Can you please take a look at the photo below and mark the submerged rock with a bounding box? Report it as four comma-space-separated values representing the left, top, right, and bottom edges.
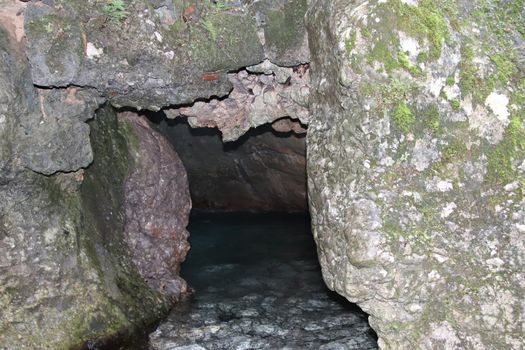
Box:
149, 213, 377, 350
306, 0, 525, 348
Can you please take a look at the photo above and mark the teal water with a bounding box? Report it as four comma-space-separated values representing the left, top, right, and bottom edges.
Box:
149, 212, 378, 349
182, 212, 320, 294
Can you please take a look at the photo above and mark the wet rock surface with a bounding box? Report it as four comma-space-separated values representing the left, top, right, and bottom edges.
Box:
149, 213, 377, 350
157, 119, 307, 213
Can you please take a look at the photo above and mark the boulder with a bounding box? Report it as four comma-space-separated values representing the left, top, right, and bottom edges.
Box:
120, 112, 192, 296
306, 0, 525, 348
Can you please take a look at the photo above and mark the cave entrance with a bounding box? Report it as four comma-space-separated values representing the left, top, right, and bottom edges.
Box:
142, 116, 378, 349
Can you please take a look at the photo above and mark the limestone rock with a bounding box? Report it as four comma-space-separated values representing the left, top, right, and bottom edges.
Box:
0, 18, 190, 343
0, 9, 98, 177
23, 0, 308, 111
165, 61, 310, 142
251, 0, 310, 66
0, 106, 172, 350
18, 87, 102, 175
306, 0, 525, 348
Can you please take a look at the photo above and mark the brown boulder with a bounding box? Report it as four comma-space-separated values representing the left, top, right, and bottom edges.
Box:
120, 112, 192, 298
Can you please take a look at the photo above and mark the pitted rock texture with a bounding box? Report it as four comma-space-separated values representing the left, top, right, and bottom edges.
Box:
165, 60, 310, 142
306, 0, 524, 349
158, 119, 307, 213
24, 0, 308, 111
20, 87, 102, 175
121, 112, 192, 297
2, 0, 310, 348
0, 14, 181, 345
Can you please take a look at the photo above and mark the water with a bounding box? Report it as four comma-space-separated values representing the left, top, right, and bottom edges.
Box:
149, 212, 378, 350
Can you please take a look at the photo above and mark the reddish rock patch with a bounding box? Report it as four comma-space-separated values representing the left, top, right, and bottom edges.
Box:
120, 112, 192, 300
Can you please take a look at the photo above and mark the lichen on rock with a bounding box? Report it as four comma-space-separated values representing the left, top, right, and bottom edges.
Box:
306, 0, 525, 348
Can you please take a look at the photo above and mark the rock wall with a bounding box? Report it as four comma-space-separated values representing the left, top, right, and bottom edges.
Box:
0, 100, 175, 349
0, 6, 191, 345
1, 0, 311, 348
5, 0, 524, 348
165, 61, 310, 142
158, 119, 307, 213
306, 0, 524, 348
23, 0, 309, 110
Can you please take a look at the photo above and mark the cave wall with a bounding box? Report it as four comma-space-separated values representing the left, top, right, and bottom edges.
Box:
158, 119, 307, 212
0, 4, 189, 346
0, 0, 311, 348
306, 0, 525, 348
0, 96, 173, 348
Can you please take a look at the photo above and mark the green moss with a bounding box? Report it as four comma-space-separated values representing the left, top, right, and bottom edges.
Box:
423, 105, 441, 134
392, 102, 416, 134
446, 76, 455, 86
486, 115, 525, 185
458, 45, 489, 104
398, 51, 422, 76
416, 51, 428, 63
441, 139, 468, 165
490, 53, 514, 86
201, 19, 218, 41
383, 217, 432, 247
361, 27, 372, 39
363, 0, 451, 77
345, 31, 357, 54
170, 20, 186, 34
103, 0, 128, 23
368, 41, 399, 71
459, 43, 518, 106
389, 0, 449, 60
450, 99, 461, 110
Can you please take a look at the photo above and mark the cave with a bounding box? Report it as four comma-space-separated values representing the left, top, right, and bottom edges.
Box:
125, 113, 380, 349
2, 1, 524, 349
